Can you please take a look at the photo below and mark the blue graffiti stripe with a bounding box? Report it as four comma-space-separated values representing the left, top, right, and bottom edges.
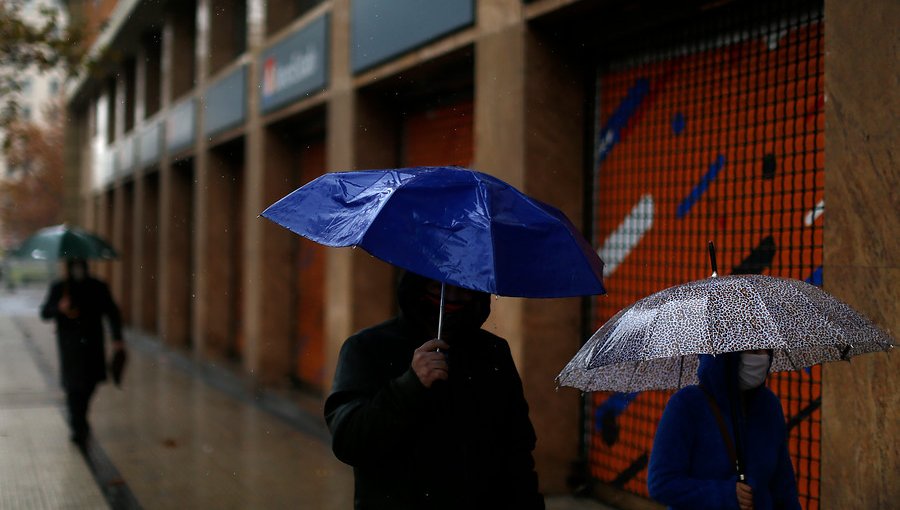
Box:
594, 392, 639, 432
676, 154, 726, 219
672, 112, 686, 135
596, 78, 651, 163
805, 266, 823, 287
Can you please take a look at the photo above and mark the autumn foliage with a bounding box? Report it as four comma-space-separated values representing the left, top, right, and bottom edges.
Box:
0, 102, 64, 245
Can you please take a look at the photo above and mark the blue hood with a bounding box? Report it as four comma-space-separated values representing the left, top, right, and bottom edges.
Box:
697, 352, 741, 409
648, 352, 801, 510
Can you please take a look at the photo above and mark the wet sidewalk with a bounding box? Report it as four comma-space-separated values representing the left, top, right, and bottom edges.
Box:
0, 294, 107, 509
1, 286, 612, 509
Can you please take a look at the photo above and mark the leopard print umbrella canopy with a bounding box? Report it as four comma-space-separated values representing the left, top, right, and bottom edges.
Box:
557, 274, 895, 392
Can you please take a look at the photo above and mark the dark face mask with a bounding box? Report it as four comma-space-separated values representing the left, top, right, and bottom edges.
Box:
67, 259, 88, 283
397, 273, 490, 340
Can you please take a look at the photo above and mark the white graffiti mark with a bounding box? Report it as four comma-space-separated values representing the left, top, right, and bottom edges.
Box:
598, 194, 655, 278
804, 200, 825, 226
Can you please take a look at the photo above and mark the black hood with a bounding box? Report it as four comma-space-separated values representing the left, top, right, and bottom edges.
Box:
396, 271, 491, 341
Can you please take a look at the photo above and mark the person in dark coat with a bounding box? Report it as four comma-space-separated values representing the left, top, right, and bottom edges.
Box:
324, 272, 545, 510
647, 350, 801, 510
40, 258, 124, 446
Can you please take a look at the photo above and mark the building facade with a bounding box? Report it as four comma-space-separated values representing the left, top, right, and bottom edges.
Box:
64, 0, 898, 507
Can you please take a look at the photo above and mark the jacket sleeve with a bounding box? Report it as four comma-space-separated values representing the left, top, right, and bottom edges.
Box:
40, 282, 62, 321
496, 340, 545, 509
648, 390, 740, 510
324, 336, 429, 467
769, 399, 801, 510
100, 282, 123, 341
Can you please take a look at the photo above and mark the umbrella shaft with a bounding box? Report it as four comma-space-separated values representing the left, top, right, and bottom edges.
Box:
437, 282, 445, 341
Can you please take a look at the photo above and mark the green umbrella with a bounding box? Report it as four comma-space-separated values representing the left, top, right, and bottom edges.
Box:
13, 225, 118, 260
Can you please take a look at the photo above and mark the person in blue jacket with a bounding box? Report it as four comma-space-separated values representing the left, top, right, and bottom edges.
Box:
647, 350, 801, 510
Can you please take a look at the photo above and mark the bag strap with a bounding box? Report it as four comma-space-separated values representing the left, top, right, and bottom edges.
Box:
699, 384, 742, 479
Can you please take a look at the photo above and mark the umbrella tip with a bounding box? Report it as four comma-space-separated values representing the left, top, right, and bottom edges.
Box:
707, 241, 719, 278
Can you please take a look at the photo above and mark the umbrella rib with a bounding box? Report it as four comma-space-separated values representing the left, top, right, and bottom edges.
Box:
782, 346, 802, 372
767, 277, 851, 353
745, 278, 789, 350
481, 177, 499, 295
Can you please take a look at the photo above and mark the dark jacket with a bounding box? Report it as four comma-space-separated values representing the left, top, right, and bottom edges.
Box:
324, 296, 544, 509
647, 353, 801, 510
40, 277, 122, 390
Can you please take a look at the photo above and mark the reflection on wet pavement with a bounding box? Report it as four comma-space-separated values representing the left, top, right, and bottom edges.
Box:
3, 286, 614, 510
9, 286, 353, 509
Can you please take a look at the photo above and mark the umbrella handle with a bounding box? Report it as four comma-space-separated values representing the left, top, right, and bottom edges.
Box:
436, 282, 445, 343
708, 241, 719, 278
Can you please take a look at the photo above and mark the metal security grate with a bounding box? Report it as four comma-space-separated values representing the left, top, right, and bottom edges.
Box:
589, 3, 823, 508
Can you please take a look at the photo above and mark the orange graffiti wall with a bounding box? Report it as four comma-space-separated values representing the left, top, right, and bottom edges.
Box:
590, 15, 823, 509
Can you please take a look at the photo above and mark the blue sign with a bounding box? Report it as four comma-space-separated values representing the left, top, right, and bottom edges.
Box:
139, 121, 162, 167
205, 65, 247, 137
351, 0, 474, 73
260, 14, 329, 114
167, 98, 196, 153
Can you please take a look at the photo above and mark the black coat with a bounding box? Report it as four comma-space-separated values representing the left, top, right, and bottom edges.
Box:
324, 317, 545, 510
41, 277, 122, 391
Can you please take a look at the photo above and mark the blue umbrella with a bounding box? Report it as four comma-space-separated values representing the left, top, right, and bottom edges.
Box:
261, 166, 605, 336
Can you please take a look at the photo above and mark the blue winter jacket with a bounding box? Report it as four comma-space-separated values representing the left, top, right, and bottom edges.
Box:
647, 353, 801, 510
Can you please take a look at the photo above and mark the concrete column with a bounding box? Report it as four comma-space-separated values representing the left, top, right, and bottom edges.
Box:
322, 0, 396, 389
131, 169, 146, 328
474, 2, 588, 493
158, 6, 191, 349
821, 0, 900, 507
192, 0, 212, 358
156, 9, 175, 346
473, 3, 526, 365
520, 31, 588, 495
240, 0, 283, 385
129, 50, 148, 330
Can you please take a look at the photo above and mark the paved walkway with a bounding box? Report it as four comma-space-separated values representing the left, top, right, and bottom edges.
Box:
0, 294, 107, 509
1, 286, 612, 509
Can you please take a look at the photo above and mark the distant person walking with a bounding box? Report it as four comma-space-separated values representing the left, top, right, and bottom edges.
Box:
40, 258, 124, 447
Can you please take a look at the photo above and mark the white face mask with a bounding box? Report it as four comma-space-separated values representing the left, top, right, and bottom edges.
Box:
738, 353, 770, 390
